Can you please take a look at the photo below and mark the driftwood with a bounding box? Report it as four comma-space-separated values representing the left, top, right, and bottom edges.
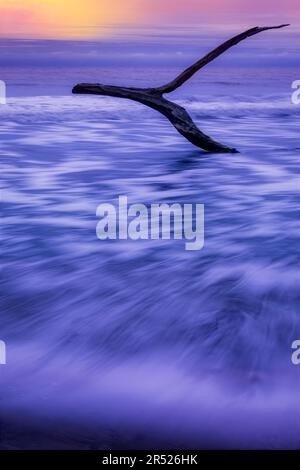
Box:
73, 25, 289, 153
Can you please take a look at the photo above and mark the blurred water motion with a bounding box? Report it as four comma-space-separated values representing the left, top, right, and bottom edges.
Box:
0, 66, 300, 449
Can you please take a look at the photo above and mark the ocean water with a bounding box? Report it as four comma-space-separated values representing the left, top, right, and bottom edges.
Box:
1, 64, 300, 449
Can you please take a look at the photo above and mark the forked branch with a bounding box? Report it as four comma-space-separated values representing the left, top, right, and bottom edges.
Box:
73, 25, 289, 153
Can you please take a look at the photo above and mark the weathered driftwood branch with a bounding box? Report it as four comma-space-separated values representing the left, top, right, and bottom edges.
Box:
73, 25, 289, 153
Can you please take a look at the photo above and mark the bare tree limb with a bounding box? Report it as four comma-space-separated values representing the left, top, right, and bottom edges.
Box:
72, 25, 289, 153
158, 24, 290, 94
73, 83, 237, 152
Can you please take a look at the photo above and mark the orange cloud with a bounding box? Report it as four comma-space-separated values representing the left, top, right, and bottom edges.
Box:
0, 0, 298, 39
0, 0, 141, 38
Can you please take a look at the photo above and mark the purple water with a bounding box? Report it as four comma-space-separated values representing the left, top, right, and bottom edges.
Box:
1, 33, 300, 449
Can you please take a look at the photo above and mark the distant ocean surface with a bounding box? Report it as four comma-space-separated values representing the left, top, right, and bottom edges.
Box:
1, 63, 300, 449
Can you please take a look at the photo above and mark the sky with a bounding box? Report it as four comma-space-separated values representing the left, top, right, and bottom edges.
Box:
0, 0, 299, 39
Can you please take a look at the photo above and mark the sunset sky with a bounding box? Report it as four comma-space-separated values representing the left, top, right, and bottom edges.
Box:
0, 0, 298, 39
